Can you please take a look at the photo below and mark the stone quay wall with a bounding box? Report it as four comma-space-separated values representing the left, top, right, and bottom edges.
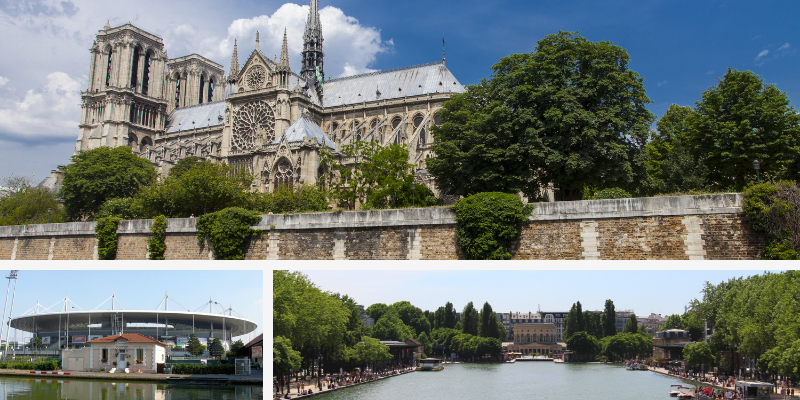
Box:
0, 193, 765, 260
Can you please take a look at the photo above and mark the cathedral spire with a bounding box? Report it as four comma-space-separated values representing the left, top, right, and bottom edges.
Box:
255, 31, 260, 51
229, 38, 239, 80
302, 0, 324, 96
280, 28, 290, 67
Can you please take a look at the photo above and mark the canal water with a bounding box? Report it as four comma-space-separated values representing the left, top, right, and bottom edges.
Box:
0, 376, 263, 399
313, 362, 694, 400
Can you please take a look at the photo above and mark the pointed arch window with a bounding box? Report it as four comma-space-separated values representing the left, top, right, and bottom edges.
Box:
174, 74, 181, 109
199, 75, 205, 104
274, 158, 294, 190
130, 46, 140, 90
106, 48, 114, 87
208, 78, 214, 103
142, 51, 152, 95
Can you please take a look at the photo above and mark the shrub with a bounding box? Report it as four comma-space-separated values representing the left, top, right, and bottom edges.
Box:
591, 187, 632, 200
195, 207, 262, 260
148, 215, 167, 260
250, 185, 329, 214
171, 363, 235, 375
95, 216, 122, 260
452, 192, 534, 260
743, 181, 799, 257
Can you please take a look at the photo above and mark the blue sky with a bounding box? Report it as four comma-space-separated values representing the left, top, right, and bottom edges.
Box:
1, 0, 798, 181
295, 268, 782, 317
0, 269, 263, 343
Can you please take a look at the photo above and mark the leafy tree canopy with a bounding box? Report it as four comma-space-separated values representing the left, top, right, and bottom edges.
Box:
429, 31, 654, 200
59, 146, 156, 220
688, 69, 800, 190
0, 175, 67, 226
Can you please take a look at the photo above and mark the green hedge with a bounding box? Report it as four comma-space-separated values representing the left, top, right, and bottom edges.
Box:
95, 216, 122, 260
452, 192, 534, 260
147, 215, 167, 260
171, 363, 235, 375
0, 360, 59, 370
743, 181, 799, 260
591, 187, 632, 200
196, 207, 263, 260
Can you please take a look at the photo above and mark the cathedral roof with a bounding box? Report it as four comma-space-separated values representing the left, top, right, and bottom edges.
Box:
274, 112, 335, 149
322, 61, 465, 108
165, 101, 226, 133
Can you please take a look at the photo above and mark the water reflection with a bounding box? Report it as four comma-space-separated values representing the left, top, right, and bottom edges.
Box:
0, 377, 263, 400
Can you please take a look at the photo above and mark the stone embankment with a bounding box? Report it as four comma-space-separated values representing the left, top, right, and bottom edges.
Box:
0, 369, 262, 385
1, 193, 765, 260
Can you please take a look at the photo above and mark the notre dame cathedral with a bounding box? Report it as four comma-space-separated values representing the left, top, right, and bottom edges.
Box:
67, 0, 464, 194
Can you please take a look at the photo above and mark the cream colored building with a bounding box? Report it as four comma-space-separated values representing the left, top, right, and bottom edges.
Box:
56, 0, 465, 195
62, 333, 167, 373
505, 323, 564, 355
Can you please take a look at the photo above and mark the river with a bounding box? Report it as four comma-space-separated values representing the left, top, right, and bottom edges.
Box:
312, 362, 694, 400
0, 376, 263, 399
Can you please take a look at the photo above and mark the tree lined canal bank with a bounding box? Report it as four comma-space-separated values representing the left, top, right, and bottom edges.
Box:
301, 362, 764, 400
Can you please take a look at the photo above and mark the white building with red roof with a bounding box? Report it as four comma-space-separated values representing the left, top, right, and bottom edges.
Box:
63, 332, 167, 373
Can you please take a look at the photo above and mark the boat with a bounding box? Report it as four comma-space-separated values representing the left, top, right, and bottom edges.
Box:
416, 358, 444, 371
671, 385, 690, 396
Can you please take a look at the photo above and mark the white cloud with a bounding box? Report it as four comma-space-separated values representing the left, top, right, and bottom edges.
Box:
778, 43, 790, 51
0, 72, 82, 143
196, 3, 392, 78
0, 76, 8, 86
755, 49, 769, 60
657, 80, 667, 87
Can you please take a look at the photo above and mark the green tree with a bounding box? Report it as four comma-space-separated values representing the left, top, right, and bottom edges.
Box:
137, 162, 253, 218
566, 331, 600, 362
429, 31, 653, 200
602, 300, 617, 337
365, 303, 389, 322
59, 146, 157, 220
584, 311, 604, 339
564, 302, 579, 340
444, 302, 457, 329
209, 337, 224, 359
372, 309, 415, 341
478, 302, 498, 339
689, 69, 800, 190
390, 301, 430, 337
250, 185, 329, 214
684, 341, 717, 374
345, 336, 392, 371
186, 334, 204, 356
168, 156, 205, 179
228, 339, 247, 358
661, 314, 683, 331
273, 336, 302, 393
645, 105, 709, 194
0, 175, 67, 226
461, 302, 479, 336
623, 313, 639, 334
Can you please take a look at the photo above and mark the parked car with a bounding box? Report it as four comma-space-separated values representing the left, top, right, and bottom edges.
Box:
251, 361, 260, 370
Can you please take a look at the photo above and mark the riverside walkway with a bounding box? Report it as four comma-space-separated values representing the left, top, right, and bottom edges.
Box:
273, 367, 415, 399
649, 366, 797, 399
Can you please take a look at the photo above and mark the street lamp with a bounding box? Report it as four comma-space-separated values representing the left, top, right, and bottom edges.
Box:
411, 181, 416, 208
752, 159, 761, 183
47, 207, 51, 224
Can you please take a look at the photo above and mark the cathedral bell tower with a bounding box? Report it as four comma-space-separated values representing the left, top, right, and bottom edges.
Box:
301, 0, 324, 97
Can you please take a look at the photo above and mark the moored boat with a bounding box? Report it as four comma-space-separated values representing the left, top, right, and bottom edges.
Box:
416, 358, 444, 371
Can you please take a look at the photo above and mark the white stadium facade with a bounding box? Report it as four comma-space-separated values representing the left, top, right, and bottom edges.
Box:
7, 293, 258, 351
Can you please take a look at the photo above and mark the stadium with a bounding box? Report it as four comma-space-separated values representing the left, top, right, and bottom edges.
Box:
7, 292, 258, 351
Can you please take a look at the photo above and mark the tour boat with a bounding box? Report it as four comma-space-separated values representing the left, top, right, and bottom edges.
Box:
670, 385, 689, 396
416, 358, 444, 371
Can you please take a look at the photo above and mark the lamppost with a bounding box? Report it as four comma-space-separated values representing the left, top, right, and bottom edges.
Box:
47, 208, 51, 224
753, 159, 761, 183
411, 181, 416, 208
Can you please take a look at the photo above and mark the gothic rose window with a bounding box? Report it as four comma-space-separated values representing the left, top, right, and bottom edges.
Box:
274, 158, 294, 190
246, 65, 266, 90
232, 100, 275, 153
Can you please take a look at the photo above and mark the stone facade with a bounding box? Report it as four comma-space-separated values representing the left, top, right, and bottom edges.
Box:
48, 1, 465, 197
0, 194, 768, 261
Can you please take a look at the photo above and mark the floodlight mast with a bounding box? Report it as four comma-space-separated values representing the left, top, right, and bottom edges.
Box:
0, 271, 18, 357
3, 271, 18, 359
